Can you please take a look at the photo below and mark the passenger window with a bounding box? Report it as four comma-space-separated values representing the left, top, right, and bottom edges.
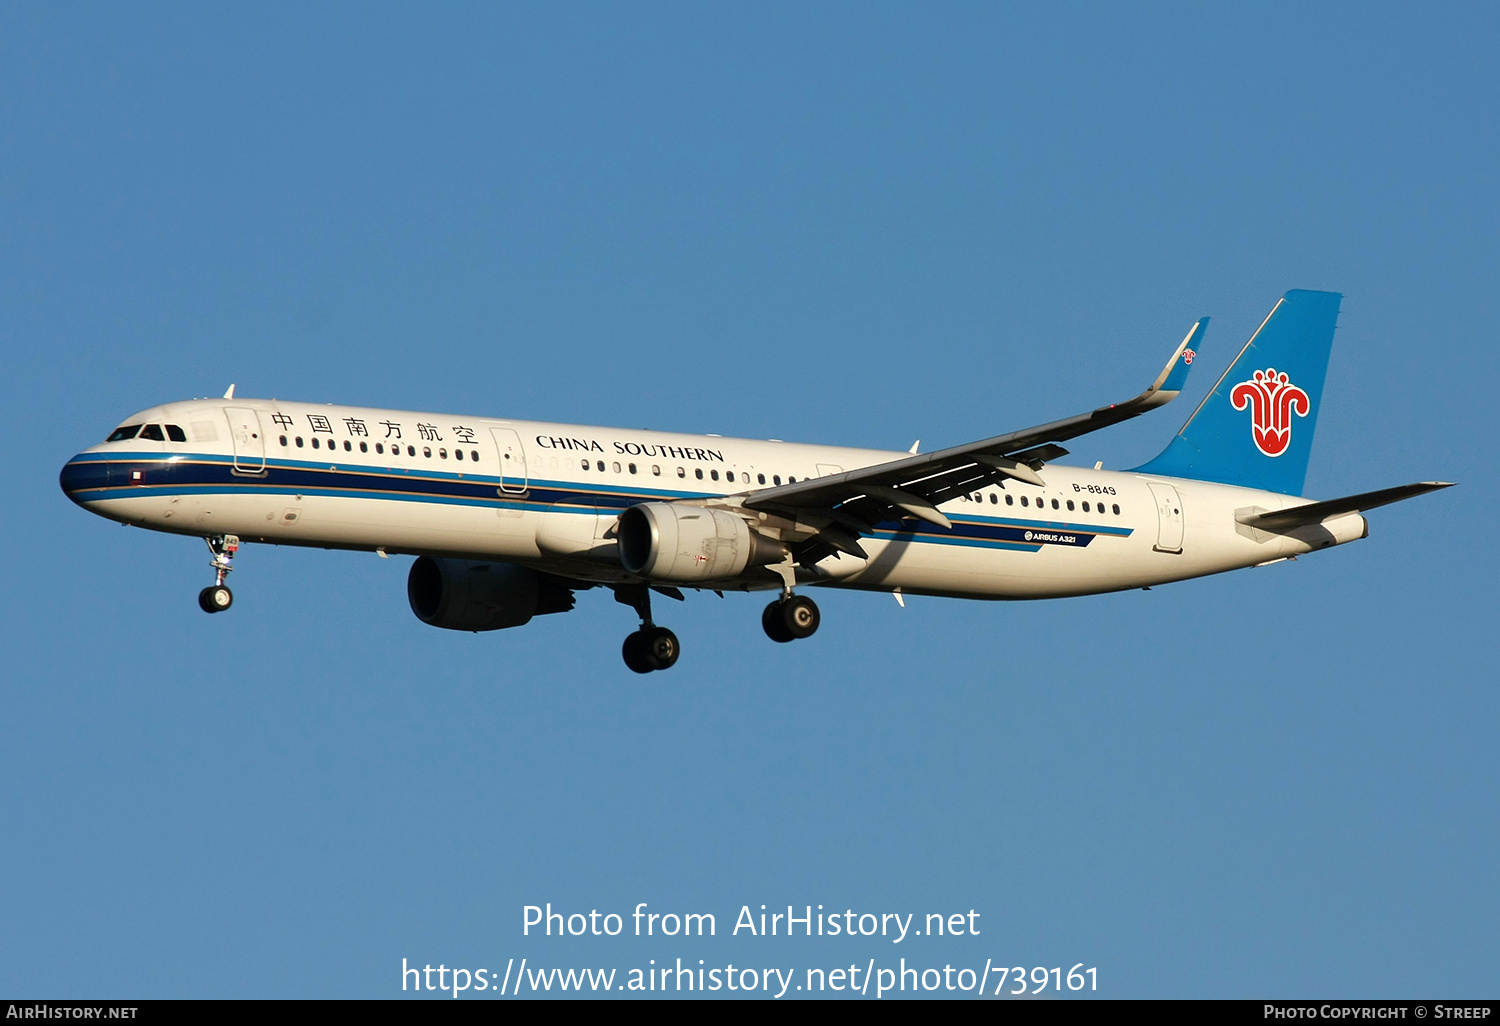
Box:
677, 467, 686, 478
345, 440, 353, 452
990, 493, 998, 504
726, 471, 735, 483
1082, 501, 1090, 512
612, 462, 621, 473
710, 469, 719, 481
652, 465, 661, 476
166, 424, 187, 442
470, 450, 479, 461
311, 438, 320, 449
139, 424, 165, 441
1020, 495, 1028, 507
296, 437, 304, 447
1051, 498, 1059, 510
788, 476, 796, 483
596, 460, 605, 472
106, 425, 142, 442
773, 475, 781, 485
1112, 504, 1121, 515
695, 468, 704, 480
1066, 500, 1075, 511
628, 463, 637, 474
360, 442, 369, 453
423, 446, 432, 458
581, 459, 590, 471
279, 435, 288, 446
408, 445, 417, 456
758, 473, 766, 485
1006, 494, 1014, 505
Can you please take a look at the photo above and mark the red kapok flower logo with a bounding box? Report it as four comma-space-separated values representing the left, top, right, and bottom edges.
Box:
1230, 367, 1310, 458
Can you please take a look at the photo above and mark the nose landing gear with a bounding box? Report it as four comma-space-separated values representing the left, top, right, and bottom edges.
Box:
198, 535, 239, 614
615, 584, 680, 673
762, 592, 820, 643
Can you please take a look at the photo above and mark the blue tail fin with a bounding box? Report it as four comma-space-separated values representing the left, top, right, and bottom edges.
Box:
1131, 290, 1342, 495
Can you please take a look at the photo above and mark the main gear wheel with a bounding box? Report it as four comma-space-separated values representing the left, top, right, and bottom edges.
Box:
762, 594, 819, 642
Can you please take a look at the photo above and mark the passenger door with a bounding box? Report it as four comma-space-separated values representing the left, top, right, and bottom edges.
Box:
490, 427, 529, 494
1147, 481, 1184, 553
225, 408, 266, 474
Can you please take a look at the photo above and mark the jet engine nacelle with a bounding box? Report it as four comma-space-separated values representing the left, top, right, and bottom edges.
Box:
407, 557, 574, 632
618, 502, 786, 583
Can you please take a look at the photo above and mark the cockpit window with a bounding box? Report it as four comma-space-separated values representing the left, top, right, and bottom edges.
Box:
165, 424, 187, 442
106, 425, 142, 442
138, 424, 166, 441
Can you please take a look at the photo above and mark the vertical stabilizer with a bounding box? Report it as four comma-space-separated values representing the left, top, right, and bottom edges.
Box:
1131, 290, 1341, 495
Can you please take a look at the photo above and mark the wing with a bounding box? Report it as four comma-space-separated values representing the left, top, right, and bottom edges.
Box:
739, 318, 1209, 563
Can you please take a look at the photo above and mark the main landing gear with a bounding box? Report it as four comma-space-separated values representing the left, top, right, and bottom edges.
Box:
615, 584, 680, 674
198, 534, 239, 614
762, 592, 820, 643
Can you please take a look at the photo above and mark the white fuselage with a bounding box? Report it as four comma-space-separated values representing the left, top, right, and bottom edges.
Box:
62, 398, 1367, 599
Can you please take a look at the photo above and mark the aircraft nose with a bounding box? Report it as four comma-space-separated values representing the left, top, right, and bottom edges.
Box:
59, 454, 110, 506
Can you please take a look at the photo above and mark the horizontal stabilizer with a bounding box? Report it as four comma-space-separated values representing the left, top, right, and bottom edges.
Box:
1236, 481, 1454, 531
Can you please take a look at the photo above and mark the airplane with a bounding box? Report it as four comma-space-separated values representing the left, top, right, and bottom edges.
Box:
59, 290, 1450, 673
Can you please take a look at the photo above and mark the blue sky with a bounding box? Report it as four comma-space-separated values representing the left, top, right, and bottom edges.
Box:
2, 2, 1495, 998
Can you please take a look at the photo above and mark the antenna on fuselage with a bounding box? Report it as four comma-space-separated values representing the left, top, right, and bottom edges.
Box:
222, 384, 236, 399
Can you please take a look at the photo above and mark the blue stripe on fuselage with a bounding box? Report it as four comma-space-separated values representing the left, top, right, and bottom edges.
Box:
61, 451, 1134, 550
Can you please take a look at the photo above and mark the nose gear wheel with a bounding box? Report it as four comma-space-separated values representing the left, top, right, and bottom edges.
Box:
199, 535, 240, 614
